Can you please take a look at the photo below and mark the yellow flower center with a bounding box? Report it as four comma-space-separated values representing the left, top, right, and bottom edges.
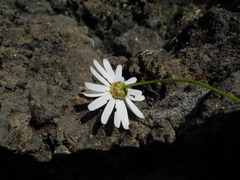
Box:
110, 82, 128, 100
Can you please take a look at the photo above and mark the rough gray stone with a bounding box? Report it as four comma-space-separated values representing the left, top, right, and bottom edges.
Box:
0, 116, 13, 147
113, 26, 163, 57
0, 0, 239, 179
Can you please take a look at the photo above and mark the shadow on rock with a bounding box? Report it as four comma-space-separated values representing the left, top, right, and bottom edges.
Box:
1, 104, 240, 180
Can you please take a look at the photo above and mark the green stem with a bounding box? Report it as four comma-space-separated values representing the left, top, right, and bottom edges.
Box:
122, 79, 240, 103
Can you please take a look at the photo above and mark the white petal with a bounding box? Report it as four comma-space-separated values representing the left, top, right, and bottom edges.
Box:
124, 77, 137, 85
125, 97, 144, 118
114, 111, 120, 128
90, 66, 110, 86
88, 93, 111, 111
84, 90, 105, 97
128, 95, 145, 101
85, 82, 108, 92
101, 98, 115, 124
93, 60, 114, 83
103, 59, 117, 82
128, 88, 143, 95
114, 100, 121, 128
120, 100, 129, 129
115, 65, 122, 81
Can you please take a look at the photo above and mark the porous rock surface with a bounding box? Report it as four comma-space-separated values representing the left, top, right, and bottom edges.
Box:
0, 0, 239, 179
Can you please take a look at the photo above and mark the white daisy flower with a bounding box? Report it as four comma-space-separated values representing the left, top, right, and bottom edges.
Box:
84, 59, 145, 129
